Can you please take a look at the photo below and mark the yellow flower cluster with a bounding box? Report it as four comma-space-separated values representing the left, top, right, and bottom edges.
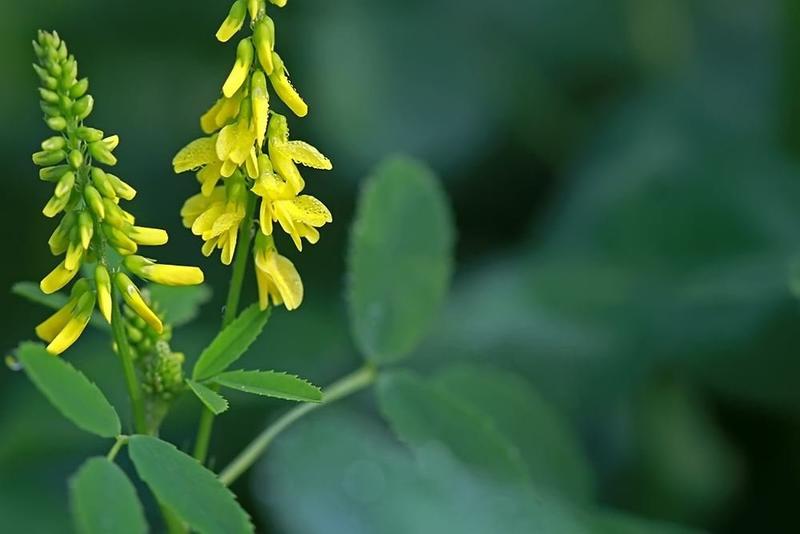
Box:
174, 0, 332, 311
31, 31, 204, 355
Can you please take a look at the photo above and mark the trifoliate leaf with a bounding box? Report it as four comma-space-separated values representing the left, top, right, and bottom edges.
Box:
187, 379, 229, 415
70, 457, 147, 534
17, 342, 120, 438
128, 436, 253, 534
213, 370, 322, 402
12, 281, 68, 310
192, 304, 271, 381
348, 156, 454, 365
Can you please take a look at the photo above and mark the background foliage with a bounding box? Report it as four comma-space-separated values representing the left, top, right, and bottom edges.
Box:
1, 0, 800, 532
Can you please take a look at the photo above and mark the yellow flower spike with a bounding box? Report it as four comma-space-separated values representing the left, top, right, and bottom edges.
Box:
172, 136, 219, 174
46, 290, 96, 355
114, 272, 163, 333
216, 0, 247, 43
268, 51, 308, 117
35, 279, 89, 342
95, 264, 112, 323
40, 260, 79, 294
222, 38, 254, 98
253, 17, 276, 74
253, 233, 303, 310
128, 226, 169, 246
84, 184, 105, 220
124, 255, 205, 286
251, 70, 269, 147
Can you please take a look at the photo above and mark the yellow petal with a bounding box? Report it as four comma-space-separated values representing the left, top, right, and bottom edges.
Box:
173, 137, 219, 173
268, 51, 307, 117
222, 38, 254, 98
40, 261, 79, 295
129, 226, 169, 246
115, 273, 163, 333
284, 195, 333, 226
281, 140, 332, 170
46, 292, 95, 355
35, 299, 77, 342
95, 264, 112, 324
216, 0, 247, 43
266, 248, 303, 310
251, 70, 269, 147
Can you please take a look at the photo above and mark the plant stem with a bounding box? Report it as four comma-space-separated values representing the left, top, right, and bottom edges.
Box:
218, 364, 377, 486
106, 435, 128, 461
111, 294, 147, 435
193, 194, 258, 463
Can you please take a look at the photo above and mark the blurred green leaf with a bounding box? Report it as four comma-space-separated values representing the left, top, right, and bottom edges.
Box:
12, 281, 68, 309
147, 284, 212, 327
17, 342, 120, 438
128, 435, 252, 534
187, 379, 229, 415
192, 304, 270, 381
433, 364, 593, 502
377, 370, 528, 484
70, 456, 147, 534
590, 510, 704, 534
348, 156, 454, 365
258, 408, 591, 534
213, 370, 322, 402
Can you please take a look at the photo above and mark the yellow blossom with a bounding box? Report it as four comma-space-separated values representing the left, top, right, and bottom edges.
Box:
253, 233, 303, 310
181, 178, 247, 264
114, 272, 163, 333
124, 255, 205, 286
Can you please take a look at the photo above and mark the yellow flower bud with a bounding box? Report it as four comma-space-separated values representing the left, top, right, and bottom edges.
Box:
253, 233, 303, 310
128, 226, 169, 246
32, 149, 66, 166
269, 0, 287, 7
114, 272, 163, 333
251, 70, 269, 147
95, 264, 112, 323
42, 193, 70, 218
248, 0, 263, 19
40, 260, 79, 294
41, 136, 66, 151
268, 51, 307, 117
124, 255, 205, 286
103, 224, 138, 256
88, 140, 117, 166
78, 211, 94, 249
216, 0, 247, 43
222, 38, 254, 98
54, 170, 75, 197
253, 17, 275, 74
105, 173, 136, 200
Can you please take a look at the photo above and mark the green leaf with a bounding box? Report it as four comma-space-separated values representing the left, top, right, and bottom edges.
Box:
213, 370, 322, 402
348, 156, 455, 365
128, 435, 253, 534
12, 281, 69, 310
17, 342, 120, 438
147, 284, 212, 327
187, 379, 229, 414
377, 370, 529, 484
433, 364, 594, 502
192, 304, 271, 381
70, 457, 147, 534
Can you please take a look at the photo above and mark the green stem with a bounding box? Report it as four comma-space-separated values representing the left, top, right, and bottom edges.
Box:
106, 435, 128, 461
111, 293, 147, 435
218, 364, 377, 486
193, 193, 258, 463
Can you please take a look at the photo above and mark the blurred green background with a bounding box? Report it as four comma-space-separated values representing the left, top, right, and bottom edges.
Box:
2, 0, 800, 532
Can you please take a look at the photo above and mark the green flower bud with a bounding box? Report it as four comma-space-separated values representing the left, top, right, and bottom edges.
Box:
46, 116, 67, 131
41, 102, 60, 116
70, 78, 89, 99
54, 170, 75, 197
83, 185, 105, 219
67, 149, 83, 170
39, 88, 59, 104
41, 136, 66, 151
106, 173, 137, 200
39, 164, 70, 182
32, 149, 66, 166
76, 126, 104, 142
269, 0, 287, 7
78, 211, 94, 249
88, 140, 117, 166
72, 94, 93, 120
91, 167, 117, 198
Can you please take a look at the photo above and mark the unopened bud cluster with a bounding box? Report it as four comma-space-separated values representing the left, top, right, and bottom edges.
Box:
174, 0, 333, 312
32, 31, 204, 355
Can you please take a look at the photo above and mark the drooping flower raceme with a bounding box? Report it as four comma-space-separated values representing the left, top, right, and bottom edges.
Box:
174, 0, 332, 311
31, 31, 204, 355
